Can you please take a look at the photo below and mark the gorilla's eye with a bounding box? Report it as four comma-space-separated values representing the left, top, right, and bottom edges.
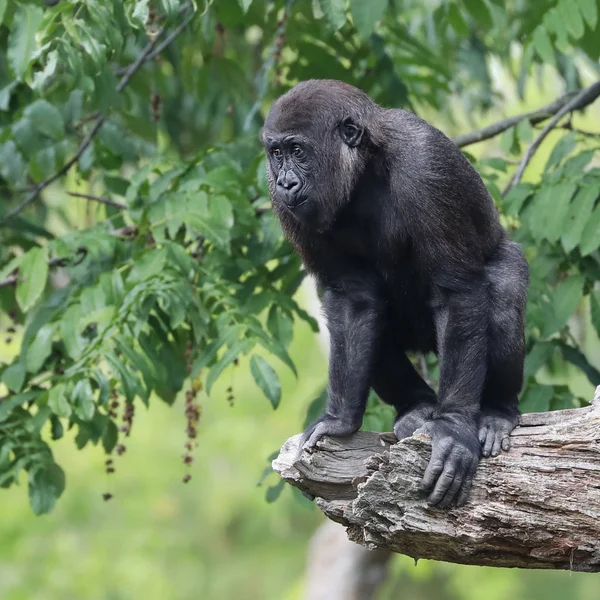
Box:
271, 148, 282, 158
343, 123, 358, 138
292, 145, 304, 158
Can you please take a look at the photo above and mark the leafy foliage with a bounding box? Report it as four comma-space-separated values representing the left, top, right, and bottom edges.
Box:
0, 0, 599, 513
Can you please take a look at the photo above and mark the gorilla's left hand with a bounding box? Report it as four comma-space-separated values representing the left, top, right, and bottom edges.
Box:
417, 415, 481, 507
301, 412, 362, 451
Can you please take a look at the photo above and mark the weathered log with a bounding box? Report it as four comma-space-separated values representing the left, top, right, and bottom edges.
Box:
273, 386, 600, 572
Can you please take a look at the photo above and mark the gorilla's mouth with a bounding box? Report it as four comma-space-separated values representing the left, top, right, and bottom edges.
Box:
287, 198, 307, 209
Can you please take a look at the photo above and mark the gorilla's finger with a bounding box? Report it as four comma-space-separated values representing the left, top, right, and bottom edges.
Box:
482, 430, 495, 457
303, 422, 326, 450
478, 426, 488, 446
428, 460, 460, 506
456, 475, 474, 506
456, 461, 478, 506
491, 432, 503, 457
437, 461, 466, 508
419, 439, 451, 493
501, 436, 511, 452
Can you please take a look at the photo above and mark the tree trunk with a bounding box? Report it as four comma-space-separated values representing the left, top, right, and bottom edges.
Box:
274, 386, 600, 572
304, 521, 391, 600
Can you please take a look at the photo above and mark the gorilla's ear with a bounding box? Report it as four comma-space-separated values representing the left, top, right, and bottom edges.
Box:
339, 117, 363, 147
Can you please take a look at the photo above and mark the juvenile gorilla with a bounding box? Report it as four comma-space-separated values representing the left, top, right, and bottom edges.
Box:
262, 80, 528, 506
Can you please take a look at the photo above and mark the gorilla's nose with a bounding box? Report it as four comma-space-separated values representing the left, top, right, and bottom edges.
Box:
277, 170, 300, 192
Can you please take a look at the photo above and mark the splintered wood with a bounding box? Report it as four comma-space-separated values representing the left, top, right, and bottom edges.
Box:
273, 386, 600, 571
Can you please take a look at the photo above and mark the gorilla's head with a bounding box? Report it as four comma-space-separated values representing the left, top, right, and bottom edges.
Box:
261, 80, 380, 231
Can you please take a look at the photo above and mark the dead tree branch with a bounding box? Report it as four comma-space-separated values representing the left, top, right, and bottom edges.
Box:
66, 191, 127, 210
274, 386, 600, 572
504, 80, 600, 194
452, 91, 577, 148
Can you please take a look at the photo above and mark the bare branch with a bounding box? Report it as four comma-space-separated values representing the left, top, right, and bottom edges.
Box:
452, 92, 577, 148
67, 191, 127, 210
0, 274, 17, 288
0, 8, 197, 227
504, 80, 600, 194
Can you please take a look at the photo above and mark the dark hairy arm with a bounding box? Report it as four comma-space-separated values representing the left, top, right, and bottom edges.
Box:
302, 275, 382, 449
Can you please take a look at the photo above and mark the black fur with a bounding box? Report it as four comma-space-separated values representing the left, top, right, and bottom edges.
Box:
262, 80, 528, 507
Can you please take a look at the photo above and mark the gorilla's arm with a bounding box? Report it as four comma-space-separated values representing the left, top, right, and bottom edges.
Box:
302, 277, 381, 449
418, 280, 487, 506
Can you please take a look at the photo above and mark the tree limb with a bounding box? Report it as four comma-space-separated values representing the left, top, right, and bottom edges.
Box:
452, 91, 577, 148
503, 80, 600, 194
0, 8, 197, 227
67, 191, 127, 210
273, 386, 600, 572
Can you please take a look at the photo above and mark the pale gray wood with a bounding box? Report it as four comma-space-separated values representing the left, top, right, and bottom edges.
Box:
304, 521, 391, 600
273, 386, 600, 572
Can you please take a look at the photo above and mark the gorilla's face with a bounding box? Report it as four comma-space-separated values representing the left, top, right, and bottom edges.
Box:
262, 132, 320, 226
261, 80, 371, 232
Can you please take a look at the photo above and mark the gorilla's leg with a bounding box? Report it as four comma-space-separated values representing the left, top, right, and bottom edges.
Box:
479, 241, 529, 457
370, 337, 437, 440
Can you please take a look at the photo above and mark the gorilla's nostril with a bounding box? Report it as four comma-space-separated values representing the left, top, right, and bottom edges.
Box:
278, 170, 300, 190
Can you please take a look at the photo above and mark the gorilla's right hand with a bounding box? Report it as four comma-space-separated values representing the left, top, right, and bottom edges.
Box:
301, 412, 362, 451
417, 415, 481, 507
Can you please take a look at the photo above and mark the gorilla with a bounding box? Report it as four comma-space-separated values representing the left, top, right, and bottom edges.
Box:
261, 80, 528, 507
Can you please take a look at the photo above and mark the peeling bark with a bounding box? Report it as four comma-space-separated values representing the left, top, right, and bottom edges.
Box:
273, 387, 600, 572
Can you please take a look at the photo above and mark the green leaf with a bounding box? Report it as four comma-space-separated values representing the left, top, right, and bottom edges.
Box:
32, 50, 58, 91
580, 205, 600, 255
559, 342, 600, 386
561, 186, 598, 252
0, 390, 37, 422
25, 324, 54, 373
0, 0, 7, 27
0, 81, 17, 111
102, 420, 118, 454
48, 383, 72, 418
250, 355, 282, 409
545, 182, 577, 243
237, 0, 253, 13
447, 3, 469, 36
526, 187, 551, 242
516, 118, 533, 143
206, 339, 254, 394
524, 342, 555, 379
8, 5, 44, 79
558, 0, 585, 39
591, 293, 600, 336
576, 0, 598, 28
16, 247, 49, 313
503, 182, 533, 215
319, 0, 347, 30
545, 132, 576, 169
499, 126, 517, 155
519, 384, 553, 413
350, 0, 387, 38
1, 363, 26, 394
545, 275, 585, 337
543, 7, 570, 51
0, 141, 26, 187
462, 0, 493, 28
267, 306, 293, 349
532, 26, 555, 65
28, 463, 66, 515
60, 304, 84, 359
72, 379, 95, 421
